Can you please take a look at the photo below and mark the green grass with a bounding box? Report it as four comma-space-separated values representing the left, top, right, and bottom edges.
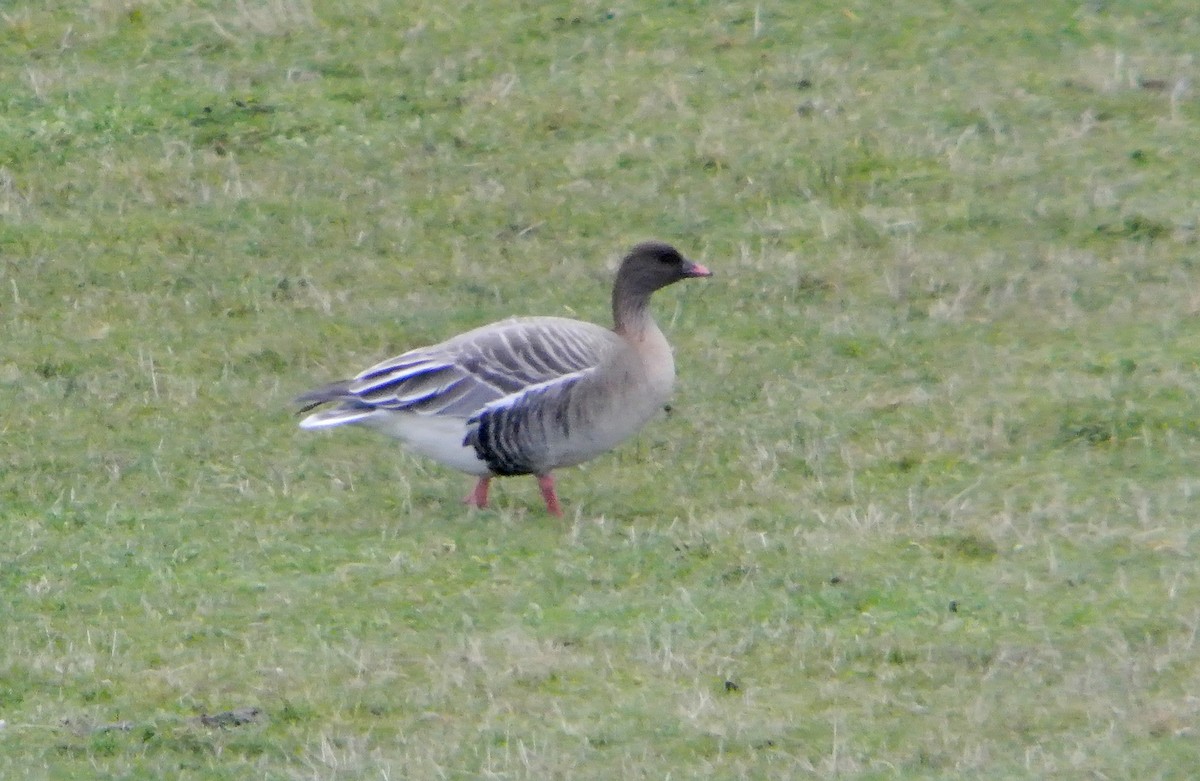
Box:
4, 0, 1200, 777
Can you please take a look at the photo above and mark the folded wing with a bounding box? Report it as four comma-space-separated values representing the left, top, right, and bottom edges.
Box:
297, 316, 618, 427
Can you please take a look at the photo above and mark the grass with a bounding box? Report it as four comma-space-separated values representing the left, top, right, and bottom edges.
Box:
3, 0, 1200, 777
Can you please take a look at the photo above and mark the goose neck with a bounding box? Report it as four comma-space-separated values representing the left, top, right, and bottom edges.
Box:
612, 286, 654, 336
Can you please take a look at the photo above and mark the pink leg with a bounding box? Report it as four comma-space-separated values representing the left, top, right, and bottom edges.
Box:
463, 477, 491, 509
536, 474, 563, 517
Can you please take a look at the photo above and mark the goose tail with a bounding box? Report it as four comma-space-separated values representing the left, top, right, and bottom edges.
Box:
295, 381, 376, 429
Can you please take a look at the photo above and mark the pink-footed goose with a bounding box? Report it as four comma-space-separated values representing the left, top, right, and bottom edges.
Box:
295, 241, 712, 516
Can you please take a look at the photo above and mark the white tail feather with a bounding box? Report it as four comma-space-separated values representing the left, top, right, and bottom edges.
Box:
298, 409, 375, 430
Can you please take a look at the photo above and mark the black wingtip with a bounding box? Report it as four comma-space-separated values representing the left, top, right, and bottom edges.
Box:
292, 380, 354, 415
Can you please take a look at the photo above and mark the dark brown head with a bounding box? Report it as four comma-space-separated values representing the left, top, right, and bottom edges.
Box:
612, 241, 712, 331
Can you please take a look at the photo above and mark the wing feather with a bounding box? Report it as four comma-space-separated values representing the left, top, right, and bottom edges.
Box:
296, 317, 617, 423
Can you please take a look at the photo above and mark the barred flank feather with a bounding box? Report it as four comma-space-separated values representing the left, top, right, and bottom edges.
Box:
465, 371, 590, 475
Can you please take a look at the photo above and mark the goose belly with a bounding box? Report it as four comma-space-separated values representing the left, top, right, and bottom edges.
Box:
364, 410, 491, 476
543, 388, 668, 471
542, 348, 676, 471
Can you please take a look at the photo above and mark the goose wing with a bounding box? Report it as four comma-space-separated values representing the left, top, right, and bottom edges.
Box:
305, 316, 618, 421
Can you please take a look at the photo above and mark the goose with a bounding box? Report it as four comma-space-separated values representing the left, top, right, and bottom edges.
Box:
295, 241, 712, 516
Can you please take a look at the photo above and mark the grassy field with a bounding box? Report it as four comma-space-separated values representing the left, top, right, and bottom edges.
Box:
4, 0, 1200, 777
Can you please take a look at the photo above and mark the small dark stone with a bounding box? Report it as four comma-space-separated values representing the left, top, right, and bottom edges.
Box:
197, 706, 264, 728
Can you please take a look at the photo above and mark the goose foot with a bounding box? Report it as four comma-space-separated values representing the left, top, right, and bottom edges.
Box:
537, 474, 563, 517
464, 477, 491, 509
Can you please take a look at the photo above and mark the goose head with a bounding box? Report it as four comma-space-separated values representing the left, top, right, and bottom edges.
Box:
612, 241, 712, 331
